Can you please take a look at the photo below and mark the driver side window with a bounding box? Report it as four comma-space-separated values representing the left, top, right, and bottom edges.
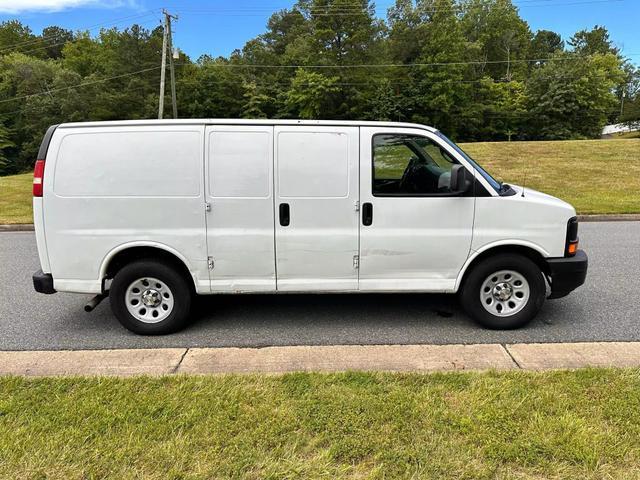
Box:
372, 133, 459, 196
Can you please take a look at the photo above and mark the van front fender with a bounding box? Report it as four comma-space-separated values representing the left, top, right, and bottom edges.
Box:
454, 240, 550, 292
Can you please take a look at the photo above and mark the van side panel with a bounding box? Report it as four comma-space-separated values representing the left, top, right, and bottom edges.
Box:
205, 126, 276, 292
274, 126, 360, 291
43, 125, 209, 294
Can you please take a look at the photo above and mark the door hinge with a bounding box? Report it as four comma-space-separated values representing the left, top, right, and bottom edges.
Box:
354, 200, 360, 212
207, 257, 214, 270
205, 202, 211, 212
353, 254, 359, 269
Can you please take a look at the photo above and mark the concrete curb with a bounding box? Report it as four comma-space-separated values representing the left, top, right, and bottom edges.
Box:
0, 224, 34, 231
1, 342, 640, 376
1, 215, 640, 232
577, 214, 640, 222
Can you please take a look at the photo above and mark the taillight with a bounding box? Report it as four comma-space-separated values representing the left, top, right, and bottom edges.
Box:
33, 159, 45, 197
565, 217, 579, 257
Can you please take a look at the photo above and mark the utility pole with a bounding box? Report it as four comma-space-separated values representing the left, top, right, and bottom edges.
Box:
167, 12, 178, 119
158, 9, 178, 119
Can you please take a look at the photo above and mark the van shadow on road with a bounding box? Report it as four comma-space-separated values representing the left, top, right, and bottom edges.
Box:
179, 291, 579, 348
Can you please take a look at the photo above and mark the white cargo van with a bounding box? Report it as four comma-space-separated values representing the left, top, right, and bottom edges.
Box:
32, 120, 587, 334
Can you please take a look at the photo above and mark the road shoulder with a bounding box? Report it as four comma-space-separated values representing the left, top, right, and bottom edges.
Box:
2, 342, 640, 376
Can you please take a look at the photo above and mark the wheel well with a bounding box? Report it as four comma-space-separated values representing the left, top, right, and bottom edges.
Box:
460, 245, 550, 289
104, 247, 195, 292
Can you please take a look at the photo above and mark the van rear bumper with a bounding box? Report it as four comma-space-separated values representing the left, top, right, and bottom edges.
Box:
545, 250, 588, 299
33, 270, 56, 294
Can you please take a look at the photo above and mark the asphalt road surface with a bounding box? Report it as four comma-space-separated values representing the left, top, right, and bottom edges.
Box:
1, 222, 639, 351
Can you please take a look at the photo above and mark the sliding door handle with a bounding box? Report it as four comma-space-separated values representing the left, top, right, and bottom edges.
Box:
362, 202, 373, 226
279, 203, 290, 226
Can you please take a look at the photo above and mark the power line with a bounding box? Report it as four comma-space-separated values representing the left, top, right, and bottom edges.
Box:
0, 65, 166, 105
174, 0, 625, 16
189, 56, 612, 69
0, 10, 161, 54
0, 81, 162, 119
2, 19, 162, 58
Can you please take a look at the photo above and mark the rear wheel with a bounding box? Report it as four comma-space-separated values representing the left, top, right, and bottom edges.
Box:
110, 260, 192, 335
461, 254, 546, 329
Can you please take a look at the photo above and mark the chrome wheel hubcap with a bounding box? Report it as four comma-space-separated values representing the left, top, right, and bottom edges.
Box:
480, 270, 529, 317
126, 277, 174, 323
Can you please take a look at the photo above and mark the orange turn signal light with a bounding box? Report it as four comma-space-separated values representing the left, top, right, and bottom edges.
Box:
567, 242, 578, 255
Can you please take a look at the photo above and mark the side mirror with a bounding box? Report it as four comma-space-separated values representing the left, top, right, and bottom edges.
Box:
449, 164, 472, 194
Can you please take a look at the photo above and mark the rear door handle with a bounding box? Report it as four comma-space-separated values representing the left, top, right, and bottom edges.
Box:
362, 202, 373, 226
279, 203, 290, 226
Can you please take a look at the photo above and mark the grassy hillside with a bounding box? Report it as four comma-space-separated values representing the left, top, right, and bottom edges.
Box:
2, 369, 640, 479
0, 138, 638, 223
0, 173, 32, 224
461, 138, 640, 215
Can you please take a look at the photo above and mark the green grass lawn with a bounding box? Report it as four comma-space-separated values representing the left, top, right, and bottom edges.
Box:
1, 138, 639, 223
0, 172, 32, 224
461, 138, 640, 215
1, 369, 640, 479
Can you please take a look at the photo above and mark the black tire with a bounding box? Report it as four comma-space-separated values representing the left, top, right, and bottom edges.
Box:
109, 259, 192, 335
460, 253, 546, 330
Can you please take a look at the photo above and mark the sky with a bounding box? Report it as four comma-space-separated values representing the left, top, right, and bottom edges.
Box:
0, 0, 638, 64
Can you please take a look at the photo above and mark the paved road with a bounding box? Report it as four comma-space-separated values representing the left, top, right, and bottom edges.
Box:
1, 222, 639, 351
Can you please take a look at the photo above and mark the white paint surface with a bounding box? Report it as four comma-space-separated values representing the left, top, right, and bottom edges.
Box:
34, 119, 577, 297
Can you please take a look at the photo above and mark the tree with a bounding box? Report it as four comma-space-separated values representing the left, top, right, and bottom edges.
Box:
569, 26, 619, 56
61, 32, 105, 77
530, 30, 564, 60
525, 52, 625, 139
0, 122, 15, 175
461, 0, 532, 81
41, 26, 73, 59
242, 81, 272, 118
177, 58, 244, 119
0, 20, 40, 57
285, 69, 339, 118
295, 0, 384, 118
620, 65, 640, 126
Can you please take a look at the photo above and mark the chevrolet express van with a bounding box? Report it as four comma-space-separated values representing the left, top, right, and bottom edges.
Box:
32, 120, 588, 335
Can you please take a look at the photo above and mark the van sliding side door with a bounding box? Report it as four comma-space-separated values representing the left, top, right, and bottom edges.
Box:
273, 126, 360, 291
204, 125, 276, 292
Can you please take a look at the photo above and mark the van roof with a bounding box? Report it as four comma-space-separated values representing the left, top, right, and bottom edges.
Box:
57, 119, 438, 132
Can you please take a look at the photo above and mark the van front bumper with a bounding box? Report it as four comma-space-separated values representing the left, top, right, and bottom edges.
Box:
545, 250, 588, 299
33, 269, 56, 294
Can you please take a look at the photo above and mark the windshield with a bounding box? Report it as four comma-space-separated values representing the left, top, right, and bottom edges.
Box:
435, 131, 502, 192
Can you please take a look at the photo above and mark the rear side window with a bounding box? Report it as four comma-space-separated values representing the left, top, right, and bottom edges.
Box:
53, 130, 201, 197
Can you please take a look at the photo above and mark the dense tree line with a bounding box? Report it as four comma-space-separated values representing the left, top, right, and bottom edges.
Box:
0, 0, 638, 175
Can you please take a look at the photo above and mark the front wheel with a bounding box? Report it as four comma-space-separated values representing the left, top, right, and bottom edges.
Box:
460, 254, 546, 329
109, 260, 192, 335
